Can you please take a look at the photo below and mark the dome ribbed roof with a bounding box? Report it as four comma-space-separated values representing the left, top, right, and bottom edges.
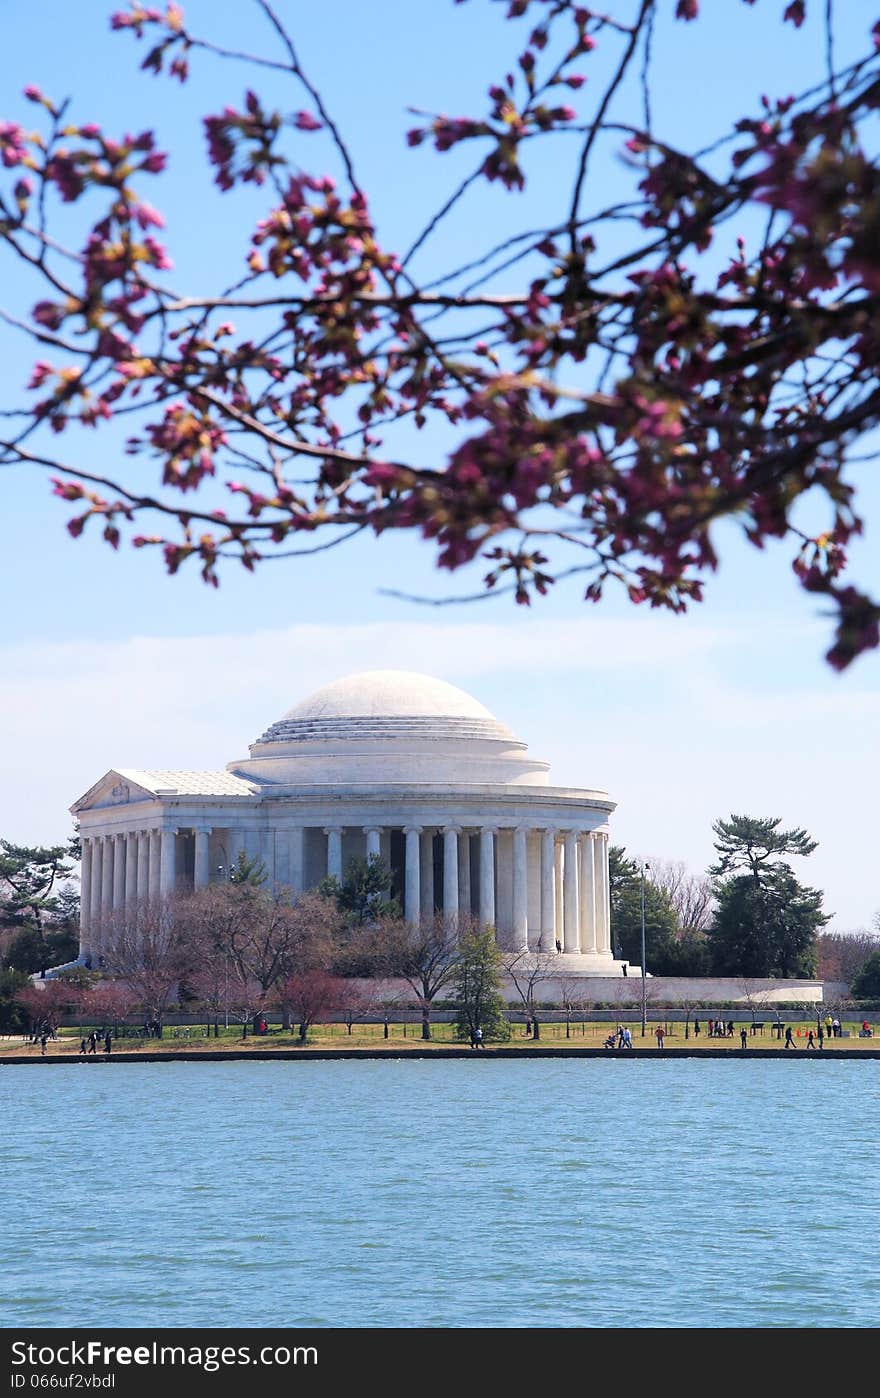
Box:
255, 670, 515, 746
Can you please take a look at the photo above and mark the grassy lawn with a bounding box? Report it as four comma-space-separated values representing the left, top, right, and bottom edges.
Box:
0, 1018, 875, 1055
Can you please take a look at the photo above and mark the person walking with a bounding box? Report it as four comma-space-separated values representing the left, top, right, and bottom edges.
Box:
655, 1025, 665, 1051
825, 1013, 833, 1041
40, 1033, 47, 1056
88, 1031, 97, 1054
832, 1016, 841, 1038
740, 1027, 748, 1049
693, 1019, 700, 1037
784, 1026, 796, 1049
708, 1018, 715, 1038
622, 1026, 633, 1049
79, 1038, 87, 1055
616, 1024, 626, 1050
807, 1029, 816, 1049
104, 1032, 112, 1054
474, 1026, 484, 1050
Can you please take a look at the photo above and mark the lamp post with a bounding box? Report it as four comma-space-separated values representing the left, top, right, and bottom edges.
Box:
640, 860, 649, 1037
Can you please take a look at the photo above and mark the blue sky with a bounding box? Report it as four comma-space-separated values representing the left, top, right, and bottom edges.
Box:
1, 1, 878, 931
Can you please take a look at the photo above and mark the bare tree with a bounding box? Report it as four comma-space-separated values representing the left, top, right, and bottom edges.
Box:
376, 914, 462, 1041
334, 979, 384, 1037
501, 950, 557, 1041
738, 979, 775, 1031
556, 975, 590, 1041
672, 991, 702, 1042
817, 930, 880, 990
100, 898, 194, 1035
649, 859, 714, 935
277, 970, 339, 1044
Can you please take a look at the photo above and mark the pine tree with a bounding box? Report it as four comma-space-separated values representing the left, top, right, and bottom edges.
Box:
453, 926, 510, 1043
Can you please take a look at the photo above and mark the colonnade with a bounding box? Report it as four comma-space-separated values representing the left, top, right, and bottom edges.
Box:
79, 820, 612, 960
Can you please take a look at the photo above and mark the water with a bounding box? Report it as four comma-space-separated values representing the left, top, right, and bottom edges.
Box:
0, 1059, 876, 1328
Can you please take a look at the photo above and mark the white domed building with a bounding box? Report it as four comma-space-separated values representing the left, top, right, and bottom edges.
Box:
72, 671, 622, 974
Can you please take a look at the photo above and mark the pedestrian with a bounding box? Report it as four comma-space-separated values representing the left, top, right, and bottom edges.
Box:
654, 1025, 665, 1051
727, 1020, 734, 1038
694, 1019, 700, 1037
622, 1027, 633, 1049
740, 1027, 747, 1049
622, 964, 628, 977
104, 1032, 112, 1054
40, 1033, 47, 1055
818, 1025, 824, 1050
825, 1013, 833, 1041
524, 1016, 532, 1037
474, 1026, 484, 1050
807, 1029, 816, 1049
832, 1016, 841, 1038
784, 1026, 796, 1050
708, 1018, 714, 1038
88, 1032, 97, 1054
79, 1038, 87, 1055
616, 1023, 625, 1049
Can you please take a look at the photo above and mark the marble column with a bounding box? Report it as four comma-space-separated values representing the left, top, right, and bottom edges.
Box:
325, 827, 343, 881
554, 841, 564, 950
479, 828, 496, 928
79, 839, 92, 957
160, 829, 177, 897
137, 831, 150, 902
125, 832, 138, 905
364, 826, 382, 862
404, 826, 422, 926
597, 834, 611, 953
90, 839, 104, 954
512, 826, 529, 951
194, 827, 211, 890
420, 830, 435, 920
443, 826, 460, 927
539, 829, 556, 953
288, 828, 305, 894
458, 833, 472, 919
149, 830, 161, 901
563, 831, 579, 953
579, 833, 597, 954
101, 835, 114, 915
112, 834, 126, 910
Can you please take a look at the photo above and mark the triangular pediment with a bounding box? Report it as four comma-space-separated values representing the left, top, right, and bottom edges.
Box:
71, 770, 155, 814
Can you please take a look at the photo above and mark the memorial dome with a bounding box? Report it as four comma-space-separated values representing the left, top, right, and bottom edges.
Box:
232, 669, 549, 787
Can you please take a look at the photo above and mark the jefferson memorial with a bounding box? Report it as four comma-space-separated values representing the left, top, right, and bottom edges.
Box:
72, 670, 623, 974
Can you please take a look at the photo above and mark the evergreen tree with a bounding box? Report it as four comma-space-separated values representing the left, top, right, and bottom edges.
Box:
319, 856, 400, 927
453, 927, 510, 1043
709, 816, 818, 881
4, 925, 79, 976
608, 848, 679, 973
0, 839, 76, 932
851, 951, 880, 1001
227, 850, 268, 886
707, 872, 825, 978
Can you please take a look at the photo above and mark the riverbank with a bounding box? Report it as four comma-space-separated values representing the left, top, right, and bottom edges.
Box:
2, 1040, 879, 1063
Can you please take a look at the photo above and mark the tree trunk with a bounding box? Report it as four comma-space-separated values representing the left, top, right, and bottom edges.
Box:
347, 1021, 353, 1035
533, 1016, 540, 1041
383, 1018, 389, 1039
299, 1021, 307, 1043
565, 1016, 570, 1039
421, 1005, 431, 1040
